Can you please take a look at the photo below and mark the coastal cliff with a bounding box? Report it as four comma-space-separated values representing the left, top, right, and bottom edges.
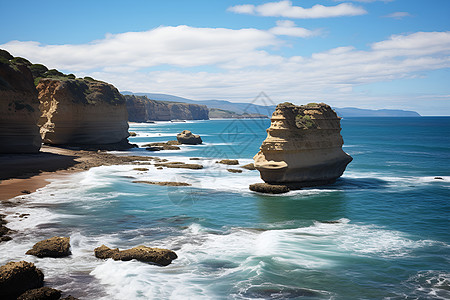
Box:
125, 95, 209, 122
253, 102, 352, 187
37, 77, 130, 148
0, 50, 41, 153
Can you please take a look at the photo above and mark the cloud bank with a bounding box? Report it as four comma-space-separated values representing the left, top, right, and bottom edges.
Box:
2, 27, 449, 112
228, 1, 367, 18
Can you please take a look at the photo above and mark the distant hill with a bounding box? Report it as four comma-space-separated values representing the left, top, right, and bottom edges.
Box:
121, 92, 421, 118
333, 107, 421, 117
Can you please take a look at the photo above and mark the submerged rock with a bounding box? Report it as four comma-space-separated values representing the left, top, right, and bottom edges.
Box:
133, 180, 191, 186
154, 162, 203, 169
176, 130, 202, 145
253, 102, 352, 187
0, 261, 44, 299
143, 142, 180, 150
249, 183, 290, 194
227, 169, 242, 173
17, 287, 61, 300
94, 245, 177, 266
216, 159, 239, 165
26, 236, 71, 258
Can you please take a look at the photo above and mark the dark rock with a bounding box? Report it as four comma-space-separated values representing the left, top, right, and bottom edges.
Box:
154, 162, 203, 170
94, 245, 177, 266
227, 169, 243, 173
249, 183, 290, 194
17, 287, 61, 300
176, 130, 202, 145
189, 157, 200, 160
241, 163, 256, 170
133, 168, 149, 171
0, 261, 44, 299
26, 237, 71, 258
145, 146, 162, 151
434, 177, 444, 180
216, 159, 239, 165
129, 131, 137, 136
142, 142, 180, 150
21, 190, 31, 194
133, 181, 191, 187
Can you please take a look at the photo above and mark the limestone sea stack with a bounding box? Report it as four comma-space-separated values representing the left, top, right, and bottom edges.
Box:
37, 77, 131, 149
253, 102, 352, 187
0, 50, 41, 153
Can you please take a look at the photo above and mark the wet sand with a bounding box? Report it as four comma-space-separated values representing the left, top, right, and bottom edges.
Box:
0, 145, 152, 201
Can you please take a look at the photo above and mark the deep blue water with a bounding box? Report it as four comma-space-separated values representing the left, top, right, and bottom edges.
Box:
1, 117, 449, 299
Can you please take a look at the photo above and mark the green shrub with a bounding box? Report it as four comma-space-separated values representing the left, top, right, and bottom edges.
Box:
30, 64, 48, 78
295, 114, 317, 129
10, 57, 31, 66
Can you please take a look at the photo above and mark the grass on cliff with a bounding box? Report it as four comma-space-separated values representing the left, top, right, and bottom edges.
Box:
296, 114, 317, 129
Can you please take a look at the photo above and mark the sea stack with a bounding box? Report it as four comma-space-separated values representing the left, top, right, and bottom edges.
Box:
253, 102, 352, 187
0, 50, 42, 153
37, 76, 131, 149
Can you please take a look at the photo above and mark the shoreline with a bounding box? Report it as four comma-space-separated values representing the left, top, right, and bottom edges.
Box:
0, 145, 153, 202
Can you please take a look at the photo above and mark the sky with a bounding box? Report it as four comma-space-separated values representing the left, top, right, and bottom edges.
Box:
1, 0, 449, 115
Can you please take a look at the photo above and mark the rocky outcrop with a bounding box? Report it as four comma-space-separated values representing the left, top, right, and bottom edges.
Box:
177, 130, 202, 145
17, 287, 61, 300
0, 50, 41, 153
94, 245, 178, 266
0, 261, 44, 300
253, 102, 352, 187
37, 77, 131, 149
216, 159, 239, 165
26, 236, 71, 258
125, 95, 209, 121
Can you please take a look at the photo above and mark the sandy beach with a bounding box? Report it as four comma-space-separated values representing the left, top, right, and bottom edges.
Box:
0, 145, 152, 202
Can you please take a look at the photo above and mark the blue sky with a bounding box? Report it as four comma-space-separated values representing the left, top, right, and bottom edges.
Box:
1, 0, 450, 115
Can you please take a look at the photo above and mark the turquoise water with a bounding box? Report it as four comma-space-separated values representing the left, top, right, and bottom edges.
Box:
1, 117, 449, 299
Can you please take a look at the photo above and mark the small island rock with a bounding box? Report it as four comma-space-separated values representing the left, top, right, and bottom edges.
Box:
253, 102, 352, 187
176, 130, 202, 145
94, 244, 178, 266
26, 236, 71, 258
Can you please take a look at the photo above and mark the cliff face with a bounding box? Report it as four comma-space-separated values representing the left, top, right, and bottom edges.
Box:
253, 102, 352, 186
125, 95, 209, 122
0, 50, 41, 153
37, 78, 130, 147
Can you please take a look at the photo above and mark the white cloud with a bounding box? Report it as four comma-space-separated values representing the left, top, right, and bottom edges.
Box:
1, 26, 278, 71
383, 12, 412, 19
2, 28, 450, 114
228, 1, 367, 18
269, 20, 320, 37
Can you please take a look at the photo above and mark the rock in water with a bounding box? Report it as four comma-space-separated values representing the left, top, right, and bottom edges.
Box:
94, 245, 178, 266
26, 236, 71, 258
0, 261, 44, 299
0, 50, 42, 153
37, 77, 131, 149
253, 102, 352, 187
17, 287, 61, 300
176, 130, 202, 145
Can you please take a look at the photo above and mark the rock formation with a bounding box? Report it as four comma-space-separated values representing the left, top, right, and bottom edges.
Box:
26, 236, 71, 258
17, 287, 61, 300
253, 102, 352, 187
177, 130, 202, 145
0, 50, 42, 153
37, 77, 131, 149
125, 95, 209, 121
94, 245, 178, 266
0, 261, 44, 299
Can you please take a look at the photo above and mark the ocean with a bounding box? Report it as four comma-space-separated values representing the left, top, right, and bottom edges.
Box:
1, 117, 449, 299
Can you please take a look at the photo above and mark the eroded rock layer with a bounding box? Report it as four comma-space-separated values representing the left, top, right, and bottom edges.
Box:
37, 78, 130, 147
0, 50, 41, 153
253, 102, 352, 186
125, 95, 209, 121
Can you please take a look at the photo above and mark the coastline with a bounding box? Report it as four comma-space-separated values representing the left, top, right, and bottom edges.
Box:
0, 145, 152, 202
